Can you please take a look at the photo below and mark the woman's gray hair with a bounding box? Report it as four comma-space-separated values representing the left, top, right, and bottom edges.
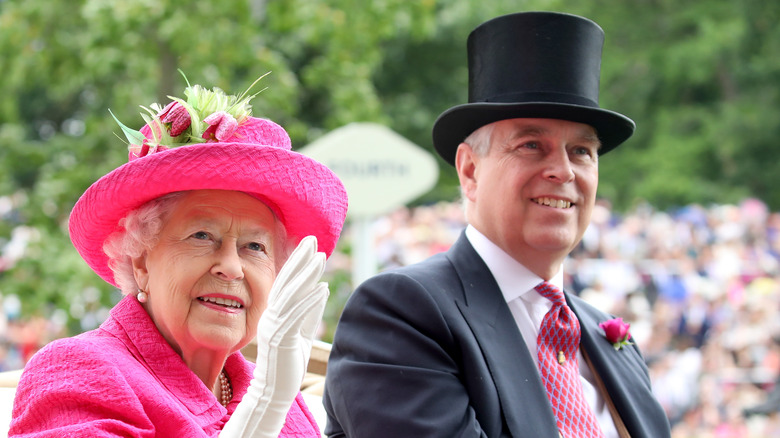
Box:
103, 191, 294, 296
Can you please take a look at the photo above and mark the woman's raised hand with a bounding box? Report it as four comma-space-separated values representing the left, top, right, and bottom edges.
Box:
221, 235, 328, 437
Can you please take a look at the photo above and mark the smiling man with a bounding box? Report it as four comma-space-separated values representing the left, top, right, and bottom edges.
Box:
323, 12, 671, 438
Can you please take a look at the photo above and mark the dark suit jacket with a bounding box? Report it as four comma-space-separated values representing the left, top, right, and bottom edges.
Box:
323, 233, 671, 437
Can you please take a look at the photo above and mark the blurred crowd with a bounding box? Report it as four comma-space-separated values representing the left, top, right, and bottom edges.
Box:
365, 197, 780, 437
2, 195, 780, 437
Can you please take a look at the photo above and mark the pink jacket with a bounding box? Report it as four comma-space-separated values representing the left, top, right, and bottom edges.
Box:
9, 296, 320, 437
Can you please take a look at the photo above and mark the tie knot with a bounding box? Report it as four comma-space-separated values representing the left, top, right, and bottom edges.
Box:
535, 281, 565, 305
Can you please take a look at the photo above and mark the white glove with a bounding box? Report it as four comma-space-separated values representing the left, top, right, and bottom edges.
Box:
220, 235, 328, 437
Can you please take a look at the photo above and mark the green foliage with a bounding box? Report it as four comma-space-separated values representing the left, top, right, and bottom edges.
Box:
571, 0, 780, 210
2, 0, 780, 334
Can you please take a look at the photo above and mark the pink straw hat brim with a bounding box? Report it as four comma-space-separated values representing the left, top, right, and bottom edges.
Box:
69, 141, 348, 287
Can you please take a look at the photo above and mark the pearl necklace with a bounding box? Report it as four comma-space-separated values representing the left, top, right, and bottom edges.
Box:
219, 370, 232, 407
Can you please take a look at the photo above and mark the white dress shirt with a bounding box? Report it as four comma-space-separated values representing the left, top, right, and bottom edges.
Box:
465, 225, 619, 438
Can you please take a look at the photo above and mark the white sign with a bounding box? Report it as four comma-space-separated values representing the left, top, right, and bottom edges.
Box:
300, 122, 439, 218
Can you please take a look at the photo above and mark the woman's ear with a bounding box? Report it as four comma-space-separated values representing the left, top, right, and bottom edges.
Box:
131, 253, 150, 292
455, 142, 479, 203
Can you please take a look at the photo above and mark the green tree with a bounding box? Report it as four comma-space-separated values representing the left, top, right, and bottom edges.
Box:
563, 0, 780, 209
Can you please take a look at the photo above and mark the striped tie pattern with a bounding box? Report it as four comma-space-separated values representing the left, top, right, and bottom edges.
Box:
535, 281, 604, 438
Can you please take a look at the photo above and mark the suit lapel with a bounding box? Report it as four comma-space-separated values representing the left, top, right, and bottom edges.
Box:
569, 295, 663, 438
447, 235, 559, 437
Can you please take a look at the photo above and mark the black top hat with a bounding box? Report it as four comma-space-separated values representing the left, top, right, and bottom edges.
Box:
432, 11, 635, 165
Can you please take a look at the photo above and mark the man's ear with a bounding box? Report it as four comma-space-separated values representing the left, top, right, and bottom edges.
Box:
455, 142, 479, 203
131, 252, 150, 292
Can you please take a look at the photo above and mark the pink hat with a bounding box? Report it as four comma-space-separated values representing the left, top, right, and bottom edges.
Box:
69, 77, 348, 287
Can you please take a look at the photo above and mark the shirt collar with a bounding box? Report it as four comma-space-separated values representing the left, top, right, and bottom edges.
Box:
465, 225, 564, 303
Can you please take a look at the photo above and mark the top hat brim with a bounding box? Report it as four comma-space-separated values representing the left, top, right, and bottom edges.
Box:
432, 101, 635, 165
68, 142, 348, 287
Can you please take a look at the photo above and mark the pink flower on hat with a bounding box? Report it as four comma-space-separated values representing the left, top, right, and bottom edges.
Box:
202, 111, 238, 142
137, 140, 151, 158
128, 139, 169, 160
599, 317, 633, 350
158, 101, 191, 137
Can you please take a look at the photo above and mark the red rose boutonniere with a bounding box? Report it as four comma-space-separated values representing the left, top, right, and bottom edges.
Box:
599, 317, 632, 351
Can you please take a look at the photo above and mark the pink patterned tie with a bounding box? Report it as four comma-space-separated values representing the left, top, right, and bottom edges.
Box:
535, 281, 604, 438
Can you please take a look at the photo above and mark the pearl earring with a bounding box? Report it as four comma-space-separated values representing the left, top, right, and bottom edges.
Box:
137, 288, 148, 303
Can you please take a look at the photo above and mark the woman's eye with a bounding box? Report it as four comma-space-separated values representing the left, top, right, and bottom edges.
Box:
191, 231, 209, 240
247, 242, 266, 253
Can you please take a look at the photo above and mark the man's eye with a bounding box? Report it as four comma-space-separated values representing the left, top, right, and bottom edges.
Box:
523, 141, 540, 149
574, 146, 597, 157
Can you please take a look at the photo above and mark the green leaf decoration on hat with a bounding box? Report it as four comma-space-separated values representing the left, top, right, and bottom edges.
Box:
109, 109, 147, 147
112, 70, 270, 159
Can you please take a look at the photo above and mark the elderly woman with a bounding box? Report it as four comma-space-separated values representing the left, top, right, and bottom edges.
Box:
8, 77, 347, 437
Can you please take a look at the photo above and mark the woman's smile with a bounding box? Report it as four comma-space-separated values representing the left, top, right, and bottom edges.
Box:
197, 294, 245, 314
